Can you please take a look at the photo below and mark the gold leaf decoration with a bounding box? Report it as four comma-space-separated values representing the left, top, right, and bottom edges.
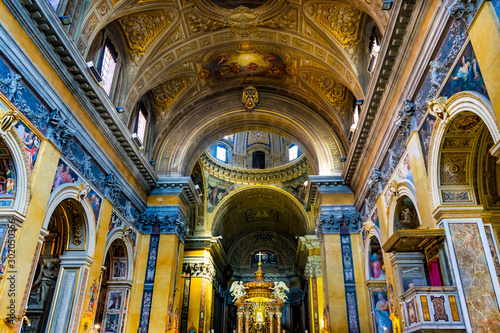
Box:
119, 10, 175, 62
152, 76, 194, 112
300, 71, 347, 109
185, 11, 226, 35
261, 7, 298, 31
307, 3, 363, 47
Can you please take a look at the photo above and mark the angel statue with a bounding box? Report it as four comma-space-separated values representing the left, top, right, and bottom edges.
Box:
272, 281, 289, 302
230, 281, 248, 302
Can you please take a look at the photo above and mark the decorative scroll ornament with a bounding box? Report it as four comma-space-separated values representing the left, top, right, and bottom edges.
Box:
76, 183, 91, 202
428, 97, 449, 121
105, 174, 122, 204
242, 86, 259, 112
0, 110, 18, 137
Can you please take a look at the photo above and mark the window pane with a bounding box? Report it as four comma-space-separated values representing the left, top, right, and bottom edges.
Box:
289, 145, 298, 161
216, 146, 227, 162
101, 46, 116, 95
48, 0, 60, 11
136, 109, 147, 144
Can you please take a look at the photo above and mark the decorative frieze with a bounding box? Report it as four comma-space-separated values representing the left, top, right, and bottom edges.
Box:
139, 211, 189, 241
448, 0, 483, 28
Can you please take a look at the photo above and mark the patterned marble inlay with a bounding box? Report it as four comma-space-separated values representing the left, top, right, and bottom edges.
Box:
449, 223, 500, 331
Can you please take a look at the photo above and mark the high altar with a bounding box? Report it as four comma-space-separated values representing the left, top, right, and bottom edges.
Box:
231, 254, 288, 333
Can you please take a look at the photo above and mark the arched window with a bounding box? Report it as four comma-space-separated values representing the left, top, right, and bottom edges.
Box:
100, 39, 118, 95
134, 107, 148, 145
367, 29, 380, 73
288, 145, 298, 161
216, 145, 227, 162
349, 105, 360, 142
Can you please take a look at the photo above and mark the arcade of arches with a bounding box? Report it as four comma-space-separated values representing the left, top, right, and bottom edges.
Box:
0, 0, 500, 333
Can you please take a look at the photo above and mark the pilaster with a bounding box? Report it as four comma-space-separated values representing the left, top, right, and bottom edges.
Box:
0, 139, 59, 333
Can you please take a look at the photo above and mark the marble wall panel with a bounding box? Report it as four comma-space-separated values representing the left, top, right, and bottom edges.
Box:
448, 223, 500, 331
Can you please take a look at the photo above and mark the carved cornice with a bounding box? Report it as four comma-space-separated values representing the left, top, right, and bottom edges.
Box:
12, 0, 157, 188
152, 176, 201, 205
344, 1, 418, 184
199, 152, 310, 185
316, 205, 360, 237
139, 206, 189, 241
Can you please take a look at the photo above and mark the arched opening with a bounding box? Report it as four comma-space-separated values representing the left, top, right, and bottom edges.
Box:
94, 238, 132, 333
25, 198, 90, 333
209, 186, 309, 333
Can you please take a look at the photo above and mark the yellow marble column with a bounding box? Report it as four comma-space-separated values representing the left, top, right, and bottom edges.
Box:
321, 233, 347, 333
150, 234, 184, 333
269, 312, 274, 333
182, 250, 215, 333
0, 139, 59, 333
245, 312, 251, 333
124, 233, 150, 332
237, 312, 243, 333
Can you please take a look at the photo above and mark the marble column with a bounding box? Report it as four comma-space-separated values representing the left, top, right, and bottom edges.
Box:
269, 312, 274, 333
276, 312, 282, 333
245, 312, 251, 333
237, 312, 244, 333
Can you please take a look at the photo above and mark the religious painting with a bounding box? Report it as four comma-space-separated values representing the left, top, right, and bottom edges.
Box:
401, 275, 426, 292
108, 212, 123, 235
396, 155, 413, 184
440, 42, 488, 99
87, 281, 98, 313
107, 290, 123, 310
0, 243, 8, 275
0, 139, 15, 198
369, 238, 385, 280
205, 50, 287, 80
370, 208, 380, 229
52, 159, 78, 191
371, 291, 393, 333
406, 298, 418, 325
206, 175, 236, 213
113, 260, 127, 279
413, 21, 467, 125
418, 114, 436, 172
14, 121, 40, 171
494, 0, 500, 22
88, 190, 102, 223
245, 208, 278, 222
104, 313, 120, 333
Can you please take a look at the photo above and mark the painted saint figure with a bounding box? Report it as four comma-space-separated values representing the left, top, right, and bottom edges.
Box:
374, 293, 393, 333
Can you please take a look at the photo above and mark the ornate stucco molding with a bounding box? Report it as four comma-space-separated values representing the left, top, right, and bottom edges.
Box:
139, 206, 189, 241
199, 152, 310, 185
316, 205, 360, 237
182, 262, 216, 282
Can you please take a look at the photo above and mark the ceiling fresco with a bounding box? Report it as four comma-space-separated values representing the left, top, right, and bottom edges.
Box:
77, 0, 388, 175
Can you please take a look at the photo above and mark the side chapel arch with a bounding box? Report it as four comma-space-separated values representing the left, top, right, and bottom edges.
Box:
428, 92, 500, 211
